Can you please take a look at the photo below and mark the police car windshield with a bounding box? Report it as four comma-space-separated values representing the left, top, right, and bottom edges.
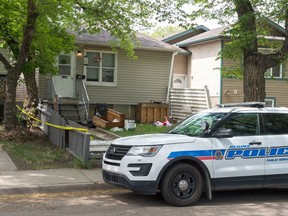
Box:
167, 112, 227, 137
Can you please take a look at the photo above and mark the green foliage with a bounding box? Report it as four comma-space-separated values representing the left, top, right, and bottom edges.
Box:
0, 0, 188, 71
222, 66, 243, 79
143, 25, 186, 39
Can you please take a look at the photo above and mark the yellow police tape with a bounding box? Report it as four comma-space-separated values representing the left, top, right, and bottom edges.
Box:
16, 105, 89, 133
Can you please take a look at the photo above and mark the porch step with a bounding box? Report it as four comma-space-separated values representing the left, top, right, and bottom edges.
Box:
58, 97, 81, 105
58, 103, 86, 124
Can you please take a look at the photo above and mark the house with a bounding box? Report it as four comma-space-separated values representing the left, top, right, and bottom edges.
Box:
0, 31, 180, 123
164, 21, 288, 108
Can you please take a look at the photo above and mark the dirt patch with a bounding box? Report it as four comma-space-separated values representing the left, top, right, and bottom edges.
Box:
0, 125, 46, 142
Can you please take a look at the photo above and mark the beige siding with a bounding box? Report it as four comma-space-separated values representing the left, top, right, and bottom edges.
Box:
222, 78, 288, 107
173, 54, 187, 75
39, 48, 173, 105
223, 57, 241, 68
86, 49, 172, 105
0, 48, 9, 74
221, 78, 244, 104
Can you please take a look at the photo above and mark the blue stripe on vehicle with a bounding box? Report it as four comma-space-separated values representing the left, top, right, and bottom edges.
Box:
167, 149, 226, 159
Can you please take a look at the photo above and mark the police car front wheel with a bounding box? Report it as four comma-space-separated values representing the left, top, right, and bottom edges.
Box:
160, 163, 203, 206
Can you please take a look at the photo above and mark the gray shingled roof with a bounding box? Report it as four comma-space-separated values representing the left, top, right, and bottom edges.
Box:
74, 30, 180, 52
177, 19, 287, 47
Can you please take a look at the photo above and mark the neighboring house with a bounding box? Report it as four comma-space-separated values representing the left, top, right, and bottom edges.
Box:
162, 26, 209, 89
0, 31, 179, 122
164, 21, 288, 108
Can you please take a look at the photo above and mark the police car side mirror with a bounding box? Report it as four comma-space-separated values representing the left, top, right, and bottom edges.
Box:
201, 121, 209, 131
213, 128, 233, 138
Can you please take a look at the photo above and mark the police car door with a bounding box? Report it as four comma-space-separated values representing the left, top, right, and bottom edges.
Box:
211, 112, 265, 189
263, 112, 288, 186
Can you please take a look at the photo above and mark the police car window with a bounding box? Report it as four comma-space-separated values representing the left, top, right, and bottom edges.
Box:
167, 112, 227, 137
264, 113, 288, 134
221, 113, 259, 136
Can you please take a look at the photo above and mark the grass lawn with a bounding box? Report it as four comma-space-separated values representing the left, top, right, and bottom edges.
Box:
0, 125, 82, 170
0, 123, 171, 170
110, 123, 170, 137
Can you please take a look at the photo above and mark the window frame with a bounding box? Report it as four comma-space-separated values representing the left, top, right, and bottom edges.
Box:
259, 48, 284, 79
58, 54, 72, 76
263, 113, 288, 135
265, 98, 276, 107
219, 113, 260, 137
264, 63, 283, 79
84, 50, 117, 86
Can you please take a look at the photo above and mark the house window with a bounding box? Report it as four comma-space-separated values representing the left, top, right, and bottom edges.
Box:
265, 98, 275, 107
84, 50, 116, 86
264, 63, 283, 78
58, 54, 71, 76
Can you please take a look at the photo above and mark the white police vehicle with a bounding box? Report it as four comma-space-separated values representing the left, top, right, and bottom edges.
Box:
102, 102, 288, 206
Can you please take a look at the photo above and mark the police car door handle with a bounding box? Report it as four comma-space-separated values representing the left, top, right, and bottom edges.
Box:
249, 141, 262, 145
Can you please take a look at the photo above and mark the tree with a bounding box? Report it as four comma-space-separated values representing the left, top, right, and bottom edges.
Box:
0, 0, 38, 130
178, 0, 288, 102
143, 25, 185, 39
0, 0, 186, 131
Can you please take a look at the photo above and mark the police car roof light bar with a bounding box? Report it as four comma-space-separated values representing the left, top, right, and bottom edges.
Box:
217, 102, 265, 108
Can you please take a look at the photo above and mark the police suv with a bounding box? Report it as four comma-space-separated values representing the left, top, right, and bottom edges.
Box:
102, 102, 288, 206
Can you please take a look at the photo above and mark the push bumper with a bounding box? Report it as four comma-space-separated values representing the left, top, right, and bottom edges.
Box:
102, 170, 158, 195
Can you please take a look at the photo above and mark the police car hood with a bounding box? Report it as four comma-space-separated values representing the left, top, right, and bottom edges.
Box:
111, 133, 197, 146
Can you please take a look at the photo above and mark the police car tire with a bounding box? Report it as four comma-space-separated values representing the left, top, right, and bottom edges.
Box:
160, 163, 203, 206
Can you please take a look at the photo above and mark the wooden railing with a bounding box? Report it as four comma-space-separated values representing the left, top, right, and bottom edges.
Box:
169, 86, 212, 122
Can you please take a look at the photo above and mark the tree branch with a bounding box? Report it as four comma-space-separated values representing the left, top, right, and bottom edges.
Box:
15, 0, 38, 71
233, 0, 258, 53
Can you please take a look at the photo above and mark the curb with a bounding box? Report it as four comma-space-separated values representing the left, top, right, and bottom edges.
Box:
0, 182, 118, 196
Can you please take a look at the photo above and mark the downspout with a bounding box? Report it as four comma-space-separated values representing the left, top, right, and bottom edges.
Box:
166, 51, 178, 104
219, 40, 224, 104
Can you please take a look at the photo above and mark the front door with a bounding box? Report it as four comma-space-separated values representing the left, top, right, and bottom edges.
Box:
262, 113, 288, 186
173, 74, 187, 88
53, 54, 75, 98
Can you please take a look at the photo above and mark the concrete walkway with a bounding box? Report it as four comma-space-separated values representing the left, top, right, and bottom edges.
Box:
0, 146, 114, 195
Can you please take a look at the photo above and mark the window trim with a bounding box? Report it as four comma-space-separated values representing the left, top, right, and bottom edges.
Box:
84, 49, 117, 86
58, 53, 72, 76
264, 63, 283, 79
219, 113, 260, 137
259, 48, 284, 79
265, 97, 276, 107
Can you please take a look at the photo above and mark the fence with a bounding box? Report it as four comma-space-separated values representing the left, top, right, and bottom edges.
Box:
38, 104, 91, 164
169, 86, 212, 122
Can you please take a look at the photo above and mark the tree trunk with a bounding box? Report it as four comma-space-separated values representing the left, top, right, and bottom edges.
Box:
4, 68, 21, 130
3, 0, 38, 131
243, 55, 266, 102
23, 69, 39, 129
